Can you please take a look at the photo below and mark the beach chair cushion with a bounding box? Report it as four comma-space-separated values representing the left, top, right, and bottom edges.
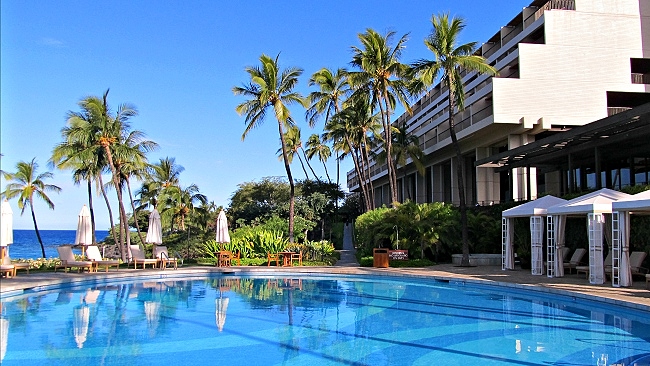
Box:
129, 245, 159, 269
85, 246, 120, 272
153, 246, 178, 270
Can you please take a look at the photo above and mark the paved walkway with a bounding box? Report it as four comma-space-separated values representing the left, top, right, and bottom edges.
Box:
335, 223, 359, 267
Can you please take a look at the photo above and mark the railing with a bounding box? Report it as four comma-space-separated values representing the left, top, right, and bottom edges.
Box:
607, 107, 632, 116
534, 0, 575, 21
631, 73, 650, 84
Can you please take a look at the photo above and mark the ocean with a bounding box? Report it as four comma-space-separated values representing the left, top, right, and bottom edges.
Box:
6, 230, 110, 259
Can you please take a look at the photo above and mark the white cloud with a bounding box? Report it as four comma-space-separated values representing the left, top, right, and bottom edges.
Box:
39, 37, 65, 47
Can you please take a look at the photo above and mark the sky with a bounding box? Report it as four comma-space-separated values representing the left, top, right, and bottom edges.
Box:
1, 0, 530, 230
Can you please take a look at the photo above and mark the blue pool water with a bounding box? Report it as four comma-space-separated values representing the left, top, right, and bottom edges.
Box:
0, 274, 649, 365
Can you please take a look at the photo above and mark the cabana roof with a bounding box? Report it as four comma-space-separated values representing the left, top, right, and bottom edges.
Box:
502, 195, 567, 218
611, 189, 650, 212
546, 188, 631, 215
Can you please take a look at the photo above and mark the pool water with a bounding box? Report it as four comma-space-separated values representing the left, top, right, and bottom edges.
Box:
1, 275, 649, 365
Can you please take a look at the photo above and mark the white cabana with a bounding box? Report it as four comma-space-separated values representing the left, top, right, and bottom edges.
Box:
546, 188, 631, 284
501, 195, 567, 275
611, 189, 650, 287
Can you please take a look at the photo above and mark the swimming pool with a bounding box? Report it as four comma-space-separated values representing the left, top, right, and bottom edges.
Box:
1, 274, 649, 365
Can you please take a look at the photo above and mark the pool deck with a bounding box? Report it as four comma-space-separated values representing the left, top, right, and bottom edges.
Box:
1, 263, 649, 312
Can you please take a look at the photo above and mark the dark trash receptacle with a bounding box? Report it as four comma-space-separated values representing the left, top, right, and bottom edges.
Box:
373, 248, 389, 268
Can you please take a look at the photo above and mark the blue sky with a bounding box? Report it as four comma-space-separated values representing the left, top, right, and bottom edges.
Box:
1, 0, 529, 230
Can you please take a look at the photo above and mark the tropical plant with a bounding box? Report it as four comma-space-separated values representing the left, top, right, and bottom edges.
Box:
411, 13, 497, 266
348, 28, 414, 205
233, 53, 306, 243
2, 158, 61, 258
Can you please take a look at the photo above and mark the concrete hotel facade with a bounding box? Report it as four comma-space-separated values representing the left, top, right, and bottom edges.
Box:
347, 0, 650, 207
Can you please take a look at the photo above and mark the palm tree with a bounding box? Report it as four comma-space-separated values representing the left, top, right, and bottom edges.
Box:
164, 184, 207, 232
377, 122, 425, 201
233, 53, 305, 243
348, 29, 413, 205
2, 158, 61, 258
307, 68, 350, 187
411, 13, 497, 266
277, 126, 318, 179
305, 134, 332, 183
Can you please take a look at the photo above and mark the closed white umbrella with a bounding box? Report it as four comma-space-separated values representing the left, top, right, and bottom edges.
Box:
73, 305, 90, 349
75, 205, 93, 256
215, 297, 230, 332
1, 199, 13, 260
0, 317, 8, 362
145, 209, 163, 244
215, 210, 230, 244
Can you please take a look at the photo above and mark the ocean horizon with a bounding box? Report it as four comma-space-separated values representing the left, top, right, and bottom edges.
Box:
6, 229, 111, 259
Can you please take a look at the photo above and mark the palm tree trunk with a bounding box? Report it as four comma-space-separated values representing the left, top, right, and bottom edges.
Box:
29, 198, 46, 258
447, 89, 470, 267
278, 122, 295, 243
302, 148, 320, 182
126, 178, 146, 245
361, 135, 375, 209
346, 137, 371, 212
296, 154, 310, 180
378, 98, 397, 204
383, 96, 399, 204
103, 145, 128, 261
322, 161, 332, 184
98, 174, 120, 247
87, 178, 97, 244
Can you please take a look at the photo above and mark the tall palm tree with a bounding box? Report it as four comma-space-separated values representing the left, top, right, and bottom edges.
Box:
307, 68, 350, 187
2, 158, 61, 258
348, 29, 413, 205
164, 184, 207, 231
305, 134, 332, 183
412, 13, 497, 266
233, 53, 306, 243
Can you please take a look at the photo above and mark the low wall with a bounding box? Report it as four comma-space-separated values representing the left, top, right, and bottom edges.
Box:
451, 254, 501, 266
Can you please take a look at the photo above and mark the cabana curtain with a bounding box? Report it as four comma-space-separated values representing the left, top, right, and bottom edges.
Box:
618, 212, 632, 287
552, 215, 566, 277
587, 213, 605, 284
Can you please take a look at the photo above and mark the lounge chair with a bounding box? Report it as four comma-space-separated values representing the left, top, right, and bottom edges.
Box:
55, 246, 96, 273
2, 253, 30, 274
630, 251, 648, 276
153, 246, 178, 270
0, 264, 16, 278
563, 248, 586, 274
579, 252, 612, 279
230, 251, 241, 266
85, 246, 120, 272
646, 274, 650, 289
129, 245, 158, 269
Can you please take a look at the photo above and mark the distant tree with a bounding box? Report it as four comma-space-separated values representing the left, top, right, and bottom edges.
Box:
228, 177, 292, 226
305, 134, 332, 184
2, 158, 61, 258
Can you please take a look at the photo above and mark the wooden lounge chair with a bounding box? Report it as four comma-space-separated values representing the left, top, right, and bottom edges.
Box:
563, 248, 586, 274
2, 253, 30, 274
0, 264, 16, 278
578, 252, 612, 279
85, 246, 120, 272
129, 245, 158, 269
267, 253, 280, 267
230, 251, 241, 266
55, 246, 96, 273
154, 246, 178, 270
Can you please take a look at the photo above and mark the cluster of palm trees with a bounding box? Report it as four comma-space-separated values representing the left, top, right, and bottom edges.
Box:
48, 90, 213, 261
234, 14, 496, 265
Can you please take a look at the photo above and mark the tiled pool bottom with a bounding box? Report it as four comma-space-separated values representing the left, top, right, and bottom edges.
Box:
1, 274, 649, 365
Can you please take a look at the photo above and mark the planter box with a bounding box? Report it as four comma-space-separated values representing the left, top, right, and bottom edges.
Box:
451, 254, 501, 266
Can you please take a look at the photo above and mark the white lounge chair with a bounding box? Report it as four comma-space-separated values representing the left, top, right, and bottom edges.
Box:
630, 251, 648, 276
55, 246, 96, 273
0, 264, 16, 278
129, 245, 158, 269
2, 253, 30, 274
85, 246, 120, 272
153, 246, 178, 270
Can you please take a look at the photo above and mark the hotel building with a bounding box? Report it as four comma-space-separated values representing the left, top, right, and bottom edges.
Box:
347, 0, 650, 206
